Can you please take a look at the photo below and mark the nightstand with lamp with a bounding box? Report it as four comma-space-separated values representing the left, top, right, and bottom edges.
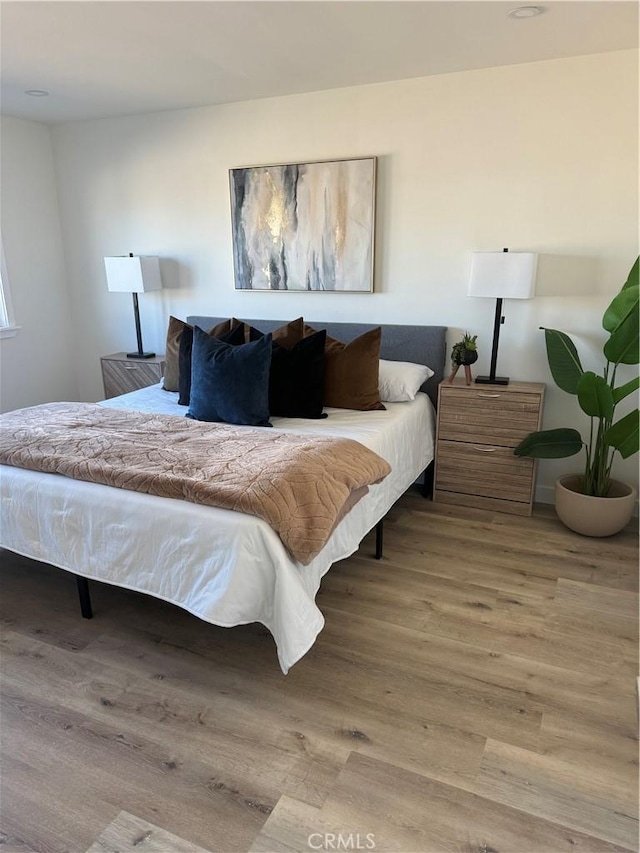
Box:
434, 248, 545, 516
102, 253, 165, 398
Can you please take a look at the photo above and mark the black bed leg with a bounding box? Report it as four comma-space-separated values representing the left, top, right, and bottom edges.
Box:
375, 520, 384, 560
422, 461, 435, 499
76, 576, 93, 619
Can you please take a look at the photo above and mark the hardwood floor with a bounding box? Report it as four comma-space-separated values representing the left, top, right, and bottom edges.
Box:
1, 491, 637, 853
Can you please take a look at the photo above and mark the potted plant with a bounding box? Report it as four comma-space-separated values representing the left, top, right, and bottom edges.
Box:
514, 256, 638, 536
448, 333, 478, 384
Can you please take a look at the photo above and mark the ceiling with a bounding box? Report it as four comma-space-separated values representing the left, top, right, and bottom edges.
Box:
1, 1, 637, 124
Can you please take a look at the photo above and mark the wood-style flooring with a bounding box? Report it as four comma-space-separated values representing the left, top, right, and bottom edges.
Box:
1, 491, 638, 853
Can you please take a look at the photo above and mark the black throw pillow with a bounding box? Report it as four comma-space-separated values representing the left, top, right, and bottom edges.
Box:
249, 326, 327, 418
178, 323, 245, 406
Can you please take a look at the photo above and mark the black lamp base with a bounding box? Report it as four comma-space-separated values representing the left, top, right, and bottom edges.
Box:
126, 351, 156, 359
475, 375, 510, 386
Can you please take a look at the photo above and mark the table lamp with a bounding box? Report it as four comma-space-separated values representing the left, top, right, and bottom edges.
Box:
104, 254, 162, 358
468, 248, 537, 385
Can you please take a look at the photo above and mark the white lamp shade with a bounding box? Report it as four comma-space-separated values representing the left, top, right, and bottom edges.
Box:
468, 252, 537, 299
104, 256, 162, 293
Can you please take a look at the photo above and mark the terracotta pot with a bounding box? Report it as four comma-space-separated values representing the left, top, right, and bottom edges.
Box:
555, 475, 637, 537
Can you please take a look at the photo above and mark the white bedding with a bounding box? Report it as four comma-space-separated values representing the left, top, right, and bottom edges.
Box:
0, 384, 434, 672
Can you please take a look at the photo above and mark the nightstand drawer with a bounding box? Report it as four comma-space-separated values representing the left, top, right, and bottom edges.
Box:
101, 353, 165, 398
438, 386, 542, 447
441, 387, 542, 412
437, 411, 540, 447
436, 440, 535, 502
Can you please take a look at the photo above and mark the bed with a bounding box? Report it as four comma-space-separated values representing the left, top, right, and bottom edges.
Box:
0, 320, 446, 672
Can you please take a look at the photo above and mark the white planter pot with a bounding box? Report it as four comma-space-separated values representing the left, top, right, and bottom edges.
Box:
555, 475, 637, 537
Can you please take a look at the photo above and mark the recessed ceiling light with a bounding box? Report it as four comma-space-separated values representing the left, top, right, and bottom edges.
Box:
508, 6, 544, 18
25, 89, 49, 97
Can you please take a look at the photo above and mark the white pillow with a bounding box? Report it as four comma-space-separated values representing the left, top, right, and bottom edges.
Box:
378, 359, 434, 402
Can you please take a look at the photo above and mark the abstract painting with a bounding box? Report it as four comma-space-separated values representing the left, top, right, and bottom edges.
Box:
229, 157, 376, 291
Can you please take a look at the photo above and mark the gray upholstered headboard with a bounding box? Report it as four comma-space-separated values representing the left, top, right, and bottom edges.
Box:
187, 317, 447, 407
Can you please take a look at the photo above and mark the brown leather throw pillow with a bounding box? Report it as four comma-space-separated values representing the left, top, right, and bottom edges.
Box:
304, 324, 385, 411
163, 315, 185, 391
163, 316, 244, 392
270, 317, 304, 349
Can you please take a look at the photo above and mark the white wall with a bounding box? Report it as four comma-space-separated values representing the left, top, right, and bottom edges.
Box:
0, 116, 77, 411
50, 49, 639, 497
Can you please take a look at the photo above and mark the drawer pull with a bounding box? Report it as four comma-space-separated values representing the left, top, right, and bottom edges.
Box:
473, 446, 497, 452
123, 364, 141, 370
477, 393, 501, 398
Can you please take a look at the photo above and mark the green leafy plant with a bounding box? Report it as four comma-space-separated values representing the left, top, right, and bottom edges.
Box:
461, 332, 477, 351
451, 332, 478, 365
514, 256, 639, 497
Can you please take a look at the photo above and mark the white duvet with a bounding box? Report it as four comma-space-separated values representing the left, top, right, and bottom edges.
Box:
0, 384, 434, 672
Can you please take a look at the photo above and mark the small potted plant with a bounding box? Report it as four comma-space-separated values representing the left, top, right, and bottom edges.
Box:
514, 256, 638, 536
448, 333, 478, 384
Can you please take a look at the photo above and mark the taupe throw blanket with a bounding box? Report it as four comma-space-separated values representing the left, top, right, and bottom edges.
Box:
0, 403, 391, 564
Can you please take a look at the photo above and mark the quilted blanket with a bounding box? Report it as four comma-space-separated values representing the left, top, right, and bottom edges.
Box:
0, 402, 391, 564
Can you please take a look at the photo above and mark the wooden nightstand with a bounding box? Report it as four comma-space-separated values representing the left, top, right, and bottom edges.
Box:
434, 379, 545, 516
101, 352, 166, 399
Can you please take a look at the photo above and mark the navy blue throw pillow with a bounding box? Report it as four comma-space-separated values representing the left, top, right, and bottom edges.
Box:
187, 326, 272, 426
178, 323, 245, 406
